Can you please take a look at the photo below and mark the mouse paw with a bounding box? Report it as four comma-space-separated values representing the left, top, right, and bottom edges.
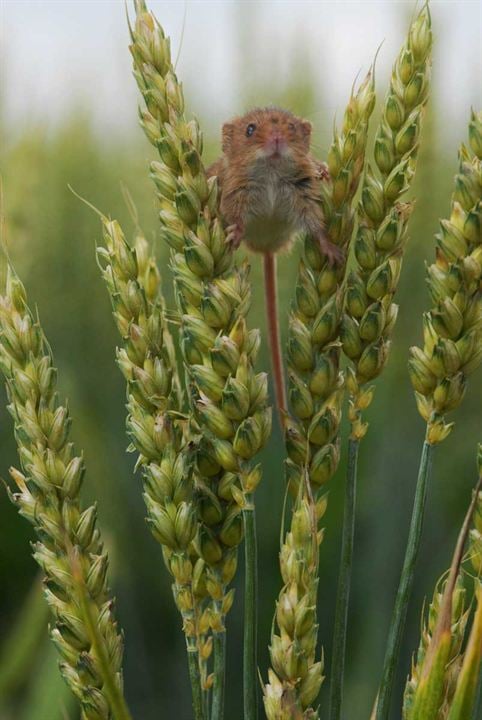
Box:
320, 236, 344, 267
316, 161, 331, 183
225, 223, 243, 250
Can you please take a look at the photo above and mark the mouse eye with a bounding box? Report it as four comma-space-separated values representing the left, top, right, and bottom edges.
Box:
288, 123, 296, 131
246, 123, 256, 137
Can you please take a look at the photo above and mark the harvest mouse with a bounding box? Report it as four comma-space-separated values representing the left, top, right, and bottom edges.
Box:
207, 107, 341, 427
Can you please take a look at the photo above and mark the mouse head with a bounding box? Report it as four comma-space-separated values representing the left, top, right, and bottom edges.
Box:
221, 107, 312, 164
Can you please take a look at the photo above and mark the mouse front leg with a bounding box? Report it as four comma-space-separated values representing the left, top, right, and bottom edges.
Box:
314, 160, 331, 183
318, 230, 344, 266
225, 221, 244, 250
220, 187, 249, 251
301, 203, 344, 267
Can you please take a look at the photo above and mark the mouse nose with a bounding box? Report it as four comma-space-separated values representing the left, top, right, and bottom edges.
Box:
268, 130, 286, 154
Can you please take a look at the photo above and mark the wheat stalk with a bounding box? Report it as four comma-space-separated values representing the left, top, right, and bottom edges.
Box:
96, 213, 210, 718
285, 66, 376, 497
408, 108, 482, 443
0, 265, 131, 720
263, 488, 328, 720
325, 7, 434, 717
264, 68, 376, 720
375, 107, 482, 719
404, 448, 482, 720
129, 3, 271, 717
342, 4, 432, 434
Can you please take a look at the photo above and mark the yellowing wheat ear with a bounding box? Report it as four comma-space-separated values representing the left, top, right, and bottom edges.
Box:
0, 266, 132, 720
97, 216, 209, 716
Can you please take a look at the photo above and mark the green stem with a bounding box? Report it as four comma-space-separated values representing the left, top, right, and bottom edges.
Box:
211, 626, 226, 720
243, 501, 258, 720
376, 437, 434, 720
474, 660, 482, 720
328, 437, 359, 720
187, 645, 205, 720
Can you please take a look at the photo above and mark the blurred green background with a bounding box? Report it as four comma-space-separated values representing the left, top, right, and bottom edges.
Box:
0, 1, 480, 719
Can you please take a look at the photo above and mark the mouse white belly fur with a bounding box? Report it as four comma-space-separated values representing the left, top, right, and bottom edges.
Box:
243, 164, 300, 253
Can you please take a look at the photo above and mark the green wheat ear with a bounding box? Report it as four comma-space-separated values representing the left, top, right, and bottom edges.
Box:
343, 2, 433, 439
404, 456, 482, 720
130, 0, 270, 601
403, 577, 469, 719
129, 3, 271, 717
408, 109, 482, 444
0, 264, 132, 720
404, 447, 482, 720
285, 66, 376, 497
96, 214, 211, 716
446, 449, 482, 720
264, 66, 376, 720
375, 108, 480, 720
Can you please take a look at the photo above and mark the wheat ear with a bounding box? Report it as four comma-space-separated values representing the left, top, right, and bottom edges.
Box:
129, 4, 271, 718
376, 107, 482, 720
97, 215, 209, 719
0, 265, 131, 720
264, 67, 376, 720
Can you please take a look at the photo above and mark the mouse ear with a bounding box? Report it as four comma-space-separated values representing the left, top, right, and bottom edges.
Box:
222, 123, 235, 153
300, 121, 312, 138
